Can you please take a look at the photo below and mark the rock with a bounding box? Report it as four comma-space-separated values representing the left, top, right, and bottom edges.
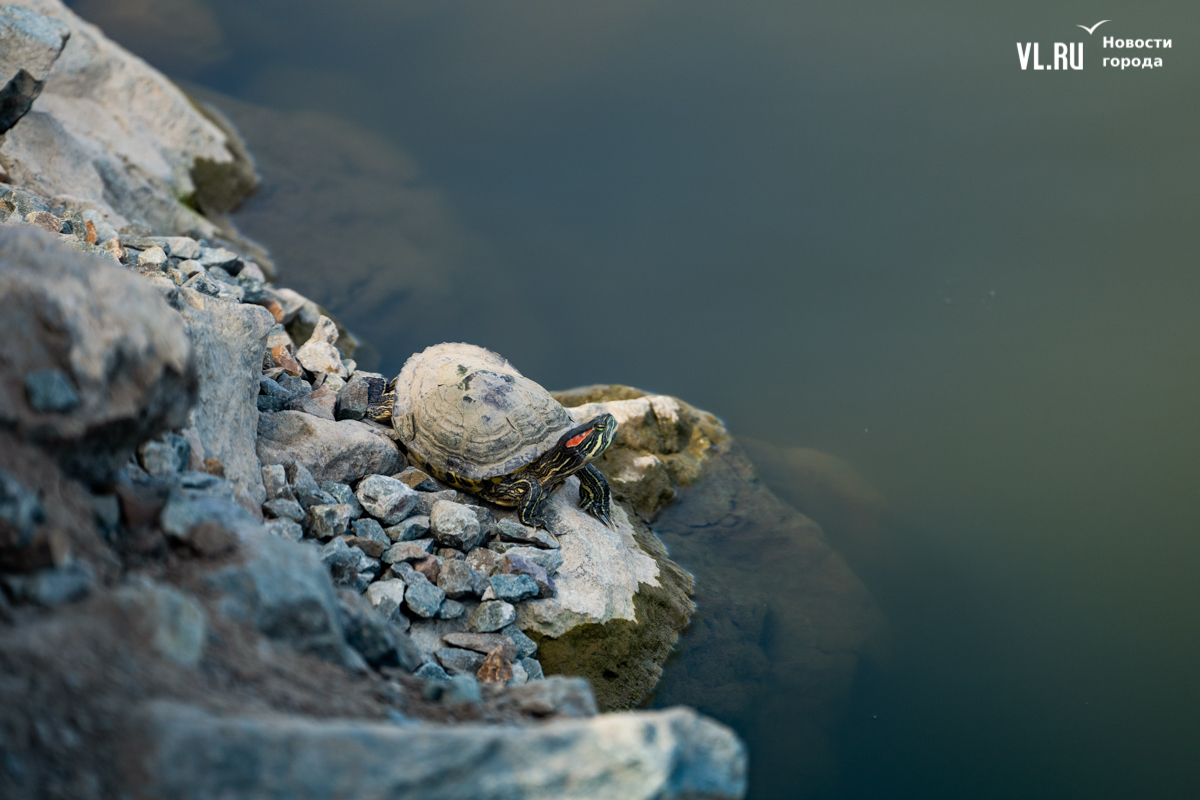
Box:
294, 316, 347, 378
113, 577, 207, 666
262, 518, 302, 541
489, 574, 539, 603
520, 658, 544, 681
0, 5, 69, 133
497, 517, 560, 549
415, 489, 457, 516
502, 554, 555, 598
443, 632, 517, 661
404, 581, 445, 618
466, 547, 502, 577
159, 485, 255, 544
304, 503, 354, 540
262, 498, 304, 523
178, 290, 275, 507
337, 591, 420, 671
380, 539, 433, 564
467, 600, 516, 633
414, 661, 450, 682
334, 374, 370, 421
336, 535, 385, 559
502, 626, 539, 659
430, 500, 483, 551
436, 547, 465, 560
285, 462, 330, 509
318, 537, 377, 592
23, 208, 62, 232
23, 368, 79, 412
138, 435, 188, 478
256, 376, 293, 413
465, 504, 499, 539
353, 474, 417, 526
349, 518, 388, 546
435, 646, 485, 676
364, 579, 406, 623
436, 559, 475, 599
137, 246, 168, 267
0, 469, 45, 550
412, 555, 440, 584
384, 515, 429, 542
394, 466, 438, 491
499, 676, 598, 719
1, 560, 92, 607
510, 660, 529, 686
0, 228, 194, 479
305, 385, 337, 420
320, 481, 363, 518
440, 674, 482, 706
477, 645, 514, 685
504, 545, 563, 576
257, 411, 402, 484
438, 595, 467, 617
183, 272, 221, 297
138, 702, 748, 800
260, 464, 294, 502
143, 236, 201, 260
197, 247, 240, 270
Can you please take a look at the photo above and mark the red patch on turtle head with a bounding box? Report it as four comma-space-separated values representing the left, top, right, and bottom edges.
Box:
566, 430, 592, 448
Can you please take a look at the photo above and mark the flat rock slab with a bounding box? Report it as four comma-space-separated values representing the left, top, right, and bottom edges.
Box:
137, 701, 747, 800
257, 411, 402, 485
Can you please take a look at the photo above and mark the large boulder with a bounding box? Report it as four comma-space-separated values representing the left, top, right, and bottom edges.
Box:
0, 226, 195, 480
0, 0, 258, 240
257, 411, 403, 485
135, 701, 747, 800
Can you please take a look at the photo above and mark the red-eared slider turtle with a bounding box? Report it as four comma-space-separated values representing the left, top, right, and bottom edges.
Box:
370, 343, 617, 528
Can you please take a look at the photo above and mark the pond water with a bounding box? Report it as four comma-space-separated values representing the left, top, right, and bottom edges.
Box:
71, 1, 1200, 797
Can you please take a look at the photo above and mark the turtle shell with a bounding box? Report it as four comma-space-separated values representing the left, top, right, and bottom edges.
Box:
390, 343, 574, 482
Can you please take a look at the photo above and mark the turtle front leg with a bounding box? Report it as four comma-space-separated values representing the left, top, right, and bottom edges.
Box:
514, 477, 548, 529
578, 464, 614, 528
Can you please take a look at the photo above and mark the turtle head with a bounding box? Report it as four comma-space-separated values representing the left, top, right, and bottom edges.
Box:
559, 413, 618, 463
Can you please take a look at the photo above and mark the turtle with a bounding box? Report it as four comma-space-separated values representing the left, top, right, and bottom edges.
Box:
369, 343, 618, 528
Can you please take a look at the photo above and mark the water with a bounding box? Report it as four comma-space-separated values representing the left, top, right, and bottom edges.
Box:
70, 1, 1200, 796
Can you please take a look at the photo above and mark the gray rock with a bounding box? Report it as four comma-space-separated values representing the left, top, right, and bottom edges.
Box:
505, 546, 564, 576
414, 661, 449, 682
137, 434, 190, 478
503, 553, 556, 598
488, 574, 539, 603
320, 481, 363, 518
159, 486, 255, 541
380, 539, 434, 564
466, 547, 502, 577
0, 470, 45, 548
404, 581, 445, 618
263, 518, 303, 541
436, 559, 475, 599
415, 489, 457, 516
286, 462, 335, 509
355, 474, 418, 526
305, 503, 354, 540
497, 517, 560, 549
334, 374, 370, 421
437, 599, 465, 619
138, 245, 168, 267
519, 657, 544, 681
260, 464, 294, 502
0, 6, 69, 133
385, 515, 429, 542
502, 625, 539, 659
319, 537, 377, 592
176, 259, 206, 281
350, 517, 389, 546
467, 600, 516, 633
509, 660, 529, 686
501, 676, 598, 719
435, 647, 485, 676
486, 541, 517, 555
440, 674, 482, 705
295, 316, 347, 378
139, 701, 748, 800
262, 498, 304, 523
113, 577, 207, 666
1, 560, 92, 607
197, 246, 240, 270
183, 272, 221, 297
258, 411, 402, 485
337, 591, 420, 670
394, 466, 439, 491
24, 368, 80, 412
465, 504, 499, 539
388, 561, 426, 586
430, 500, 483, 551
257, 376, 293, 413
143, 236, 201, 260
364, 579, 407, 623
442, 632, 517, 661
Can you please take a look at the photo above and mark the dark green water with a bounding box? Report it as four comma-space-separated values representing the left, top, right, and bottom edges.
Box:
71, 1, 1200, 796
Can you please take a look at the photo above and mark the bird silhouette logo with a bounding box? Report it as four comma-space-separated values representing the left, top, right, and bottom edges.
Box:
1077, 20, 1111, 34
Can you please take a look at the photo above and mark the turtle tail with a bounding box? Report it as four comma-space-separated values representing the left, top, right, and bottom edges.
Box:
365, 379, 397, 423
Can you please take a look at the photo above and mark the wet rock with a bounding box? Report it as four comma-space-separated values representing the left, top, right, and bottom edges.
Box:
319, 537, 378, 592
503, 554, 555, 598
113, 577, 207, 666
435, 646, 485, 676
1, 560, 92, 607
337, 535, 385, 560
0, 228, 194, 479
364, 579, 407, 623
467, 600, 516, 632
442, 631, 518, 661
394, 466, 438, 491
488, 574, 539, 603
320, 481, 362, 518
258, 411, 402, 484
430, 500, 483, 551
260, 464, 294, 502
380, 539, 434, 564
385, 515, 429, 542
404, 581, 445, 618
477, 645, 514, 685
263, 518, 302, 541
354, 474, 418, 526
262, 498, 304, 523
139, 701, 748, 800
305, 503, 354, 541
497, 517, 560, 549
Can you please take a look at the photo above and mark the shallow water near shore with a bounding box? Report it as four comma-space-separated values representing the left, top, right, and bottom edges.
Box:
70, 0, 1200, 796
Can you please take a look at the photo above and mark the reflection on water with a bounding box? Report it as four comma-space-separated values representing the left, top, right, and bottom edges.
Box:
67, 0, 1200, 797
